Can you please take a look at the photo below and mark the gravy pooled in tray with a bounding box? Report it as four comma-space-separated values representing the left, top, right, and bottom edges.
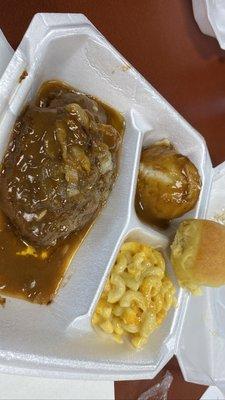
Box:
0, 81, 124, 303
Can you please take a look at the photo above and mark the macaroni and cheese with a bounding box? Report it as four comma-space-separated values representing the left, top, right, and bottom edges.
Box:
92, 241, 176, 349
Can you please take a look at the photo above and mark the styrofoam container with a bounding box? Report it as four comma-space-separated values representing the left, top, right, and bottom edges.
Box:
0, 13, 224, 386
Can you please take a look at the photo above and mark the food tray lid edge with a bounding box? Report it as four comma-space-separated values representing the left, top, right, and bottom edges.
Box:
177, 162, 225, 391
0, 29, 13, 78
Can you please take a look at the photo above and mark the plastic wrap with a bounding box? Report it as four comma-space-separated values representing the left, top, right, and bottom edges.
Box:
138, 371, 173, 400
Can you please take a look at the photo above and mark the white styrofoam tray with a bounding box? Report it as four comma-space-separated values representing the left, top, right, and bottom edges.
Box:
0, 13, 224, 386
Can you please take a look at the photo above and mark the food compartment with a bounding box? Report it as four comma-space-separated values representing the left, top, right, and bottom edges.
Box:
134, 128, 213, 236
0, 76, 128, 305
84, 226, 184, 376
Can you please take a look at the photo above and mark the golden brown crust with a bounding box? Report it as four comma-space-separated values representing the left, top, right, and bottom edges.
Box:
171, 219, 225, 292
195, 220, 225, 286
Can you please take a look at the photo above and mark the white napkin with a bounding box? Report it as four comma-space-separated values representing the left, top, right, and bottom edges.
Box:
192, 0, 225, 49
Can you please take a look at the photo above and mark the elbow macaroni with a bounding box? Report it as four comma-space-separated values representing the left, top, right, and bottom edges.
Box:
92, 241, 176, 349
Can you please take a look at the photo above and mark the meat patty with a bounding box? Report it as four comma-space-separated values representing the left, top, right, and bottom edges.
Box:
0, 81, 123, 247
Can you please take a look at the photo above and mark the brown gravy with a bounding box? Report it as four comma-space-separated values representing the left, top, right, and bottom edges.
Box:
0, 81, 124, 304
0, 211, 93, 303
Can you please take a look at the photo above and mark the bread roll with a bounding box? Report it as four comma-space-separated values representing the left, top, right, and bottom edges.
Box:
171, 219, 225, 294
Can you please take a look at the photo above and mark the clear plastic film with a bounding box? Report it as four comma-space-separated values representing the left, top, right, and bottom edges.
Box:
137, 371, 173, 400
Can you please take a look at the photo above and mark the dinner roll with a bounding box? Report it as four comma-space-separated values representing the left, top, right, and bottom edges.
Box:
171, 219, 225, 294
